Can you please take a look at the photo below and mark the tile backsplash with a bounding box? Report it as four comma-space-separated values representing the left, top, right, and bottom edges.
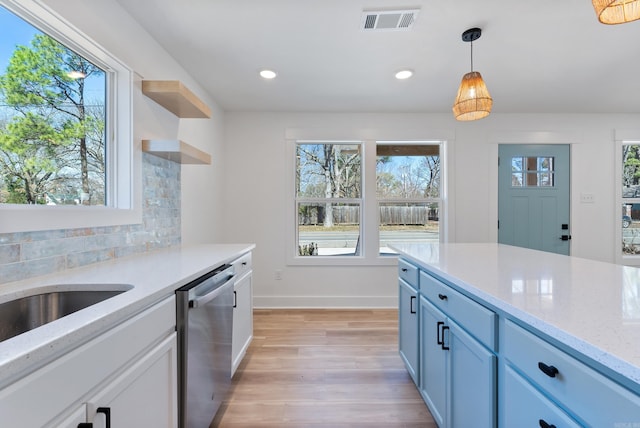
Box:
0, 153, 181, 285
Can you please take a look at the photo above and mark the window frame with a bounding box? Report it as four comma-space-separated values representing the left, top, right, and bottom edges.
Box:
0, 0, 139, 233
287, 136, 447, 266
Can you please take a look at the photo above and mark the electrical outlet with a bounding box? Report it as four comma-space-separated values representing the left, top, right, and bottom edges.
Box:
274, 269, 283, 280
580, 193, 595, 203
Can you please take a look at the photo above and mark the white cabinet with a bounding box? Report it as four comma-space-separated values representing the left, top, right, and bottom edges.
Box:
84, 334, 177, 427
232, 251, 253, 376
0, 296, 177, 427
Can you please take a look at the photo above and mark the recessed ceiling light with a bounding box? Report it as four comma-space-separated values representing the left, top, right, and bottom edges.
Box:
259, 69, 277, 79
395, 70, 413, 80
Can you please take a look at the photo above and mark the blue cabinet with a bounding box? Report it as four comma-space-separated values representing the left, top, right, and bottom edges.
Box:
419, 294, 496, 428
419, 296, 447, 427
399, 277, 419, 385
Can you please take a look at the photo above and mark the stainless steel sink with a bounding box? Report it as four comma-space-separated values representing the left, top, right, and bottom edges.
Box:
0, 286, 132, 342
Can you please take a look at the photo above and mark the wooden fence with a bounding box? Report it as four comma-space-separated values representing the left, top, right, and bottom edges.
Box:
299, 205, 438, 225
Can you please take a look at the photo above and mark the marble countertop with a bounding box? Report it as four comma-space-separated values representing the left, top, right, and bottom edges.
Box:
0, 243, 255, 389
391, 243, 640, 393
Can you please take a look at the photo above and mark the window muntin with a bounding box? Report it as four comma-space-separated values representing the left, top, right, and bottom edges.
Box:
622, 143, 640, 255
296, 142, 362, 256
0, 5, 107, 205
511, 156, 555, 187
376, 143, 441, 254
0, 1, 136, 233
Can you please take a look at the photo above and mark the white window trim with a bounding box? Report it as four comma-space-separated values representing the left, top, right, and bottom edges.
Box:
0, 0, 139, 233
615, 133, 640, 265
286, 132, 449, 266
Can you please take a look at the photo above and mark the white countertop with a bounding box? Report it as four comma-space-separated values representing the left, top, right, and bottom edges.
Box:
0, 243, 255, 389
391, 243, 640, 393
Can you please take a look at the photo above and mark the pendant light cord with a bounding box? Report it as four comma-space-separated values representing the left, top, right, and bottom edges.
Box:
470, 40, 474, 72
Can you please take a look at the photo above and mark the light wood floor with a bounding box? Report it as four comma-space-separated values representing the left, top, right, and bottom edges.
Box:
212, 309, 437, 428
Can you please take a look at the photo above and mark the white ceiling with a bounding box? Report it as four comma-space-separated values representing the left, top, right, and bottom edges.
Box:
116, 0, 640, 114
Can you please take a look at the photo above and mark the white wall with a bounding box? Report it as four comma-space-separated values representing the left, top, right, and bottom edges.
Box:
222, 112, 639, 308
43, 0, 226, 245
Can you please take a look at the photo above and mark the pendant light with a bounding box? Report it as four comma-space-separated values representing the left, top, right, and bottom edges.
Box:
593, 0, 640, 24
452, 28, 493, 121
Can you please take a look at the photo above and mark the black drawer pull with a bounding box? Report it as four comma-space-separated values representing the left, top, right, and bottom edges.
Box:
437, 321, 445, 345
410, 295, 416, 314
538, 362, 559, 378
401, 268, 408, 272
441, 325, 450, 350
438, 293, 448, 300
539, 419, 556, 428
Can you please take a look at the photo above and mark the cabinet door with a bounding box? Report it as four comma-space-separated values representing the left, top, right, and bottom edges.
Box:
448, 319, 496, 428
399, 278, 419, 385
232, 270, 253, 376
86, 333, 178, 427
419, 296, 447, 428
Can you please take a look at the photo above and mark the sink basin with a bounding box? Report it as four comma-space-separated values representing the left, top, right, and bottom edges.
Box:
0, 286, 132, 342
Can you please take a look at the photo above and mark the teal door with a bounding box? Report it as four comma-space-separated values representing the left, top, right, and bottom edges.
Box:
498, 144, 570, 255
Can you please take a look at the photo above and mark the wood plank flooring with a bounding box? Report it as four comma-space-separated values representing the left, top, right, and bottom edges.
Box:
212, 309, 437, 427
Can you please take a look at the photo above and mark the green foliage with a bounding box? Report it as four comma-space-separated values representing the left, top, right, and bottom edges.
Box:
0, 31, 106, 204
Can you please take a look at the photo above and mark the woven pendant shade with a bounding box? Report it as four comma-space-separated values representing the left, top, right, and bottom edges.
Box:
593, 0, 640, 24
452, 71, 492, 121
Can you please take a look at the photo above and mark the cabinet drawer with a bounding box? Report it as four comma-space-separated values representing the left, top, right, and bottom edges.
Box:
420, 271, 496, 351
398, 258, 419, 288
503, 319, 640, 426
232, 252, 252, 278
504, 365, 581, 428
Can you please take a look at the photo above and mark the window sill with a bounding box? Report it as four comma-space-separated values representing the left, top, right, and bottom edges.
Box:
287, 254, 398, 267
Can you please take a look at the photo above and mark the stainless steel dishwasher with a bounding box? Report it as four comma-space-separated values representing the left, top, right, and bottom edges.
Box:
176, 263, 235, 428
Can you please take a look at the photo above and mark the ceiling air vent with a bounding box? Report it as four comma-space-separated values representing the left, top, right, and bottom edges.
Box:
361, 9, 419, 31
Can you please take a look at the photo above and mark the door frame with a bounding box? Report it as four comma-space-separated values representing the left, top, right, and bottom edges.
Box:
488, 131, 577, 248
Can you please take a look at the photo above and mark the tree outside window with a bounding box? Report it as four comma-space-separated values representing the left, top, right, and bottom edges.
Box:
0, 7, 106, 206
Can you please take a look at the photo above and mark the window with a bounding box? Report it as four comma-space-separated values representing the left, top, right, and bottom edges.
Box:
0, 6, 106, 205
296, 142, 362, 256
510, 156, 555, 187
0, 1, 136, 233
293, 139, 443, 264
377, 143, 441, 254
621, 142, 640, 258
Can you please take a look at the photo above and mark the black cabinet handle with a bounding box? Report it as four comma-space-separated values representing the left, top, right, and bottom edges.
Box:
233, 291, 237, 308
539, 419, 556, 428
538, 362, 559, 378
441, 326, 450, 350
77, 407, 110, 428
437, 321, 445, 345
401, 268, 408, 272
410, 295, 416, 314
438, 293, 447, 300
98, 407, 111, 428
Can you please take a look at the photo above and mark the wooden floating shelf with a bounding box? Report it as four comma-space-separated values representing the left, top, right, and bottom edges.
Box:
142, 140, 211, 165
142, 80, 212, 118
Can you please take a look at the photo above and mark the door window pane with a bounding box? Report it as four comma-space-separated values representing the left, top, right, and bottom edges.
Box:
511, 156, 555, 187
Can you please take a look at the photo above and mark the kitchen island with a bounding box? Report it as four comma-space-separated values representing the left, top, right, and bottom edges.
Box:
392, 242, 640, 427
0, 243, 254, 427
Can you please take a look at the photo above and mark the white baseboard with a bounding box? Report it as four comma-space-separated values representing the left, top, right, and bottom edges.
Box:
253, 295, 398, 309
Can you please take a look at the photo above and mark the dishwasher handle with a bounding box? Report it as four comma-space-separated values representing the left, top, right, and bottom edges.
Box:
189, 273, 235, 308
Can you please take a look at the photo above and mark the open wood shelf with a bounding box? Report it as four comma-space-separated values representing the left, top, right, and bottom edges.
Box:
142, 80, 211, 118
142, 140, 211, 164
